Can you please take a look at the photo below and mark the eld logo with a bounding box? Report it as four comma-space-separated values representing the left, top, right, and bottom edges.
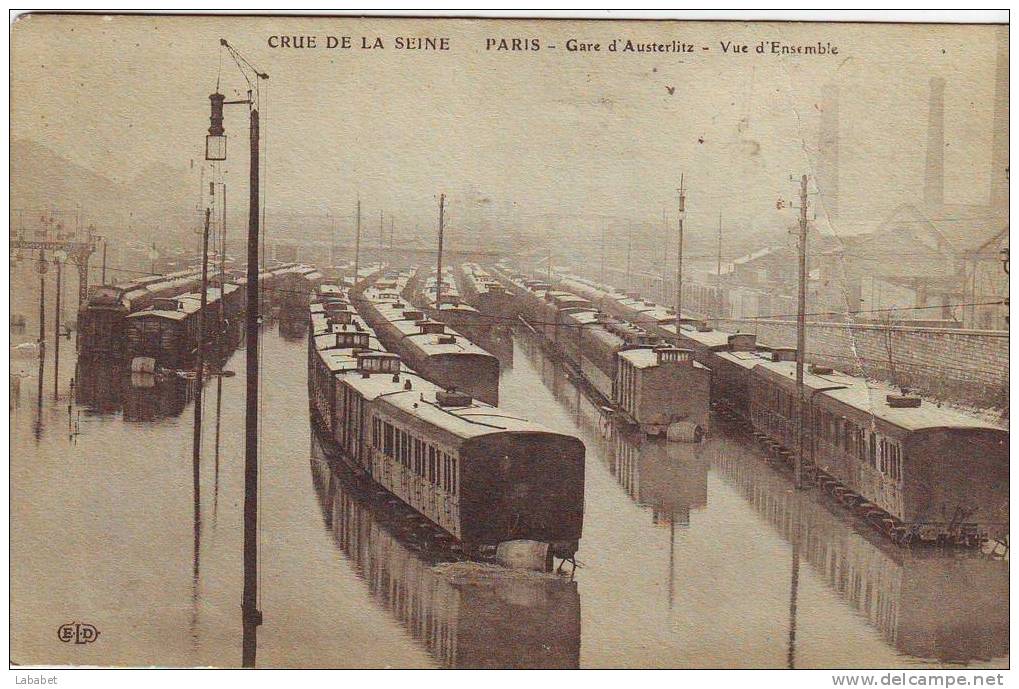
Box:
57, 622, 100, 645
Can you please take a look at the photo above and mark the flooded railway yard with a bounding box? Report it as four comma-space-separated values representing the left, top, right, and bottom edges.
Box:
9, 320, 1008, 668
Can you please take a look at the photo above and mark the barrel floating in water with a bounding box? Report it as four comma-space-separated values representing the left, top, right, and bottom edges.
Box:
495, 539, 552, 572
667, 421, 703, 443
130, 357, 156, 374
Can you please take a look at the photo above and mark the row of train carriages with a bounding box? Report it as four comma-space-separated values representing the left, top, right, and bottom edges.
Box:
354, 268, 501, 406
492, 267, 711, 442
501, 267, 1008, 548
77, 263, 324, 369
307, 272, 586, 571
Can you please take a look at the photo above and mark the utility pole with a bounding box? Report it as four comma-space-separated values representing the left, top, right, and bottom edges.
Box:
53, 255, 62, 399
219, 184, 227, 345
389, 215, 394, 251
795, 173, 809, 490
600, 225, 606, 285
378, 209, 384, 272
436, 194, 445, 308
716, 211, 723, 280
193, 208, 211, 480
717, 211, 724, 320
37, 251, 46, 411
241, 101, 263, 668
352, 198, 361, 289
674, 175, 686, 333
101, 240, 108, 284
626, 225, 632, 292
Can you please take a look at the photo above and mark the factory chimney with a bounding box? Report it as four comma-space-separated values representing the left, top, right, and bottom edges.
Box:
817, 82, 839, 223
923, 77, 946, 210
990, 28, 1008, 213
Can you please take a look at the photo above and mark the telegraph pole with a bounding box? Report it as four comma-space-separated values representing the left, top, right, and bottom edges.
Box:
101, 240, 108, 284
193, 208, 211, 477
436, 194, 445, 308
716, 211, 724, 320
625, 225, 632, 291
795, 174, 809, 490
378, 209, 384, 272
352, 198, 361, 289
53, 255, 62, 399
37, 251, 47, 411
600, 225, 606, 284
389, 215, 394, 251
716, 211, 723, 280
674, 174, 686, 333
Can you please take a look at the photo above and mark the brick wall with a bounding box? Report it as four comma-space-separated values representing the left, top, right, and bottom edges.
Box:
714, 318, 1009, 412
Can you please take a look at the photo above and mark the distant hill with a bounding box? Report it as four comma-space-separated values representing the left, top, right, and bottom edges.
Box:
10, 138, 200, 247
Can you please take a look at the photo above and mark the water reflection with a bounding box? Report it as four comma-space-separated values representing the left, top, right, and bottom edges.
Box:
309, 436, 581, 668
515, 326, 1008, 667
708, 430, 1010, 665
74, 360, 195, 421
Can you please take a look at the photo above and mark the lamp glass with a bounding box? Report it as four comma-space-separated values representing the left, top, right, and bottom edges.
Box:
206, 134, 227, 161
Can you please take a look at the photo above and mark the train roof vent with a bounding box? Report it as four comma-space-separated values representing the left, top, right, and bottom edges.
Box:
336, 331, 369, 348
886, 394, 921, 408
419, 320, 445, 335
655, 345, 692, 365
727, 333, 757, 352
356, 351, 401, 376
695, 322, 712, 332
402, 309, 424, 321
437, 334, 457, 345
808, 364, 834, 375
769, 347, 797, 362
436, 389, 472, 407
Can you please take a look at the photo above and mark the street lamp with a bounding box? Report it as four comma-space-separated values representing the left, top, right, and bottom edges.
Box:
206, 92, 227, 161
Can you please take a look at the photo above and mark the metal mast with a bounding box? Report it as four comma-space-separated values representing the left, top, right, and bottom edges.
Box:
674, 174, 686, 332
436, 194, 445, 309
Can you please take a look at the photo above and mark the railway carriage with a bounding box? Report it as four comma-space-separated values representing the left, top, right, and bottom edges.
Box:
357, 287, 500, 406
123, 284, 240, 368
507, 264, 1009, 546
307, 302, 587, 567
77, 268, 204, 358
748, 358, 1009, 544
614, 345, 711, 436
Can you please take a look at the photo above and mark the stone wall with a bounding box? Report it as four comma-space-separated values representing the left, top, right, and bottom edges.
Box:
713, 318, 1009, 413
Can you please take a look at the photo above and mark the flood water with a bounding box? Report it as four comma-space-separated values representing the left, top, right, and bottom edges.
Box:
10, 324, 1009, 668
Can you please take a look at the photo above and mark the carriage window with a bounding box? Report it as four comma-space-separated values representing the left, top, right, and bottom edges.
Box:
868, 432, 876, 467
400, 431, 411, 468
384, 422, 394, 457
451, 457, 458, 495
889, 443, 901, 481
428, 446, 437, 484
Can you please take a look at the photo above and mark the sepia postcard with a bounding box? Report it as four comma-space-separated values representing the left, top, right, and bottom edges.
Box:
7, 11, 1010, 675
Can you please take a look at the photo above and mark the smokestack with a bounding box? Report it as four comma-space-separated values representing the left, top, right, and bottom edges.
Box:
818, 82, 839, 222
923, 77, 945, 210
990, 28, 1009, 212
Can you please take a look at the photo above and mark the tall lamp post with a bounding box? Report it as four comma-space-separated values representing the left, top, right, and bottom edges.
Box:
206, 38, 268, 668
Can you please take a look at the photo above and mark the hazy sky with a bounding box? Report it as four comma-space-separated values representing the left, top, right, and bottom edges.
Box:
10, 15, 1006, 249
